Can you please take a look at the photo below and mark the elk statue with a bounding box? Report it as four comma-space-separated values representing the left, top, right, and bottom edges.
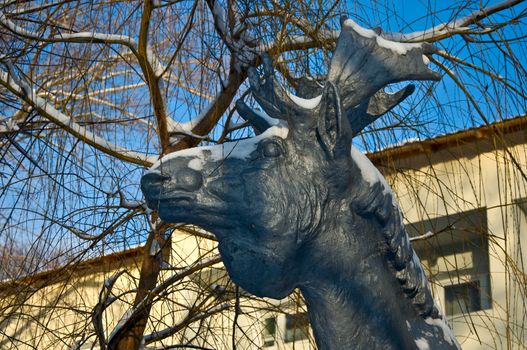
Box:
142, 18, 460, 350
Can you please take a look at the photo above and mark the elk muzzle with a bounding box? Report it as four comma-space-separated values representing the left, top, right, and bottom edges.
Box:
141, 161, 204, 208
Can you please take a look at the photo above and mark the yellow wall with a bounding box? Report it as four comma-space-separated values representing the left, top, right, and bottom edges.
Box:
382, 130, 527, 349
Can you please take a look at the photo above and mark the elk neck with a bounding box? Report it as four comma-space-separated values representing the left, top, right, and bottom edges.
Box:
296, 200, 419, 350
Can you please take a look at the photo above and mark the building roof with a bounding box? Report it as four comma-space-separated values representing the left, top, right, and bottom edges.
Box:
0, 246, 143, 292
368, 114, 527, 166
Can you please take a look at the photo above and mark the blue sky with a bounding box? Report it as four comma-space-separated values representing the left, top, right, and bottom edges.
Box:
188, 0, 527, 152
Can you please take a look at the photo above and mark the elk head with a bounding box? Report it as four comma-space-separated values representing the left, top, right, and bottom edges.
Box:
141, 18, 440, 299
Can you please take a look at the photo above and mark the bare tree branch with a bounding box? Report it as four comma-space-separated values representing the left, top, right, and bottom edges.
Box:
0, 67, 154, 166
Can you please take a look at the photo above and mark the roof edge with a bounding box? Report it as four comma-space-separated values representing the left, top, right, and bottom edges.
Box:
0, 246, 144, 291
368, 115, 527, 165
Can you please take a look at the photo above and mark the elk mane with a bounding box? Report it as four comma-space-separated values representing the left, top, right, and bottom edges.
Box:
352, 181, 439, 318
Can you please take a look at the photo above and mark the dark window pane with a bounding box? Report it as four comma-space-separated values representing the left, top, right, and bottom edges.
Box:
445, 281, 482, 316
262, 317, 276, 347
285, 312, 309, 343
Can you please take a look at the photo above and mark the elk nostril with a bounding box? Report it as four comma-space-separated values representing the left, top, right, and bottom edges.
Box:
141, 172, 171, 186
176, 168, 203, 191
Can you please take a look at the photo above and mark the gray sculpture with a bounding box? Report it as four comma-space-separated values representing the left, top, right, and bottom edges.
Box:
142, 18, 460, 350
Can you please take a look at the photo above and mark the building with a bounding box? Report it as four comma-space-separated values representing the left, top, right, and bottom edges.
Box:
1, 116, 526, 349
373, 115, 527, 349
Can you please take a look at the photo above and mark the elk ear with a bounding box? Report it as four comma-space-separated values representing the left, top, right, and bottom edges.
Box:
316, 82, 351, 160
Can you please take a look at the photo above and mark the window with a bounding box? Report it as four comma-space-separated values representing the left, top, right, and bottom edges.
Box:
407, 209, 492, 319
262, 317, 276, 347
445, 281, 482, 315
284, 312, 309, 343
514, 199, 527, 272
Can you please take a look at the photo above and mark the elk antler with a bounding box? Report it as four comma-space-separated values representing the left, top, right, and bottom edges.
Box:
237, 54, 318, 133
347, 84, 415, 137
247, 54, 303, 120
328, 17, 440, 110
237, 18, 440, 136
235, 99, 277, 133
292, 80, 417, 137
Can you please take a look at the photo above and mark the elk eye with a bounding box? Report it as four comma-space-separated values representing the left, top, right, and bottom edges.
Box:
262, 140, 282, 158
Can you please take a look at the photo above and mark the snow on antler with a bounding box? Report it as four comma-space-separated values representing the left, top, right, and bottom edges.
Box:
328, 18, 440, 110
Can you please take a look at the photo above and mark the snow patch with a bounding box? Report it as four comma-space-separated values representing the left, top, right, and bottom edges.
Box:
409, 230, 435, 242
104, 273, 121, 289
68, 341, 81, 350
415, 337, 430, 350
145, 168, 161, 174
422, 55, 430, 65
288, 92, 322, 109
425, 317, 458, 346
188, 158, 205, 171
149, 239, 161, 256
146, 46, 165, 77
151, 125, 289, 169
167, 115, 199, 134
350, 146, 392, 195
212, 1, 227, 33
0, 118, 19, 133
166, 107, 215, 141
122, 199, 142, 208
210, 0, 257, 70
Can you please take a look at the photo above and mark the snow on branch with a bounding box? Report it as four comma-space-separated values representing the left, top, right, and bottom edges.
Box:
409, 231, 437, 242
262, 0, 523, 55
113, 189, 147, 210
207, 0, 259, 71
0, 12, 138, 49
0, 116, 19, 134
1, 9, 166, 81
144, 45, 167, 78
167, 105, 216, 143
0, 66, 155, 167
382, 0, 525, 42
